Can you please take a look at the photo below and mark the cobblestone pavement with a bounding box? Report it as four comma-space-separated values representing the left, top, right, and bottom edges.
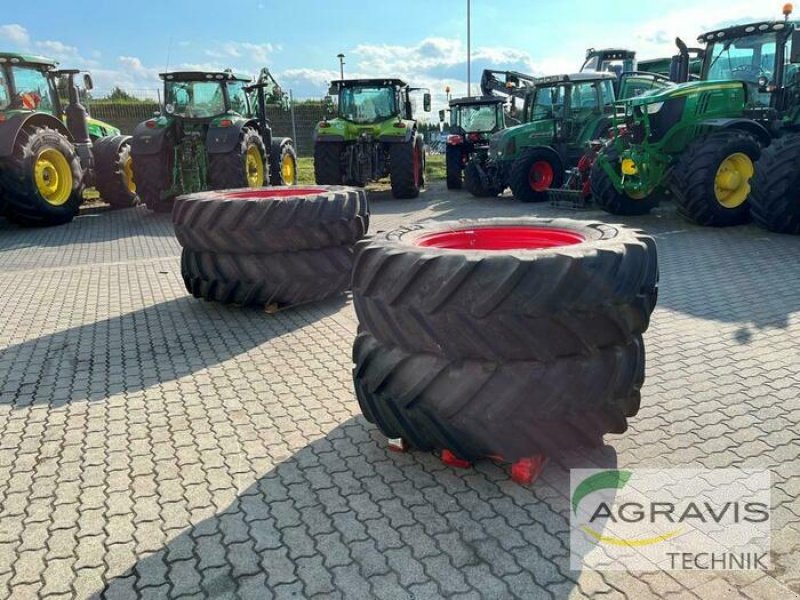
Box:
1, 183, 799, 599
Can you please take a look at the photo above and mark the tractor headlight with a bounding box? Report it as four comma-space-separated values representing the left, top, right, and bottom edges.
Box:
645, 102, 664, 115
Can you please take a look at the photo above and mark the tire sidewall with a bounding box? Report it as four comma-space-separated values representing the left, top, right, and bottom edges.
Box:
510, 148, 563, 203
21, 127, 83, 222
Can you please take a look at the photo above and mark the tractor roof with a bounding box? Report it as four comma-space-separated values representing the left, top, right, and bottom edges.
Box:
160, 71, 251, 83
698, 20, 797, 44
449, 96, 505, 107
0, 52, 57, 68
585, 48, 636, 59
534, 72, 618, 86
331, 78, 408, 88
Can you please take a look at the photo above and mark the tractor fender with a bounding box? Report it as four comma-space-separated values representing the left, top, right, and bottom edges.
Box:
519, 145, 564, 170
130, 120, 172, 156
270, 136, 294, 153
701, 119, 772, 147
379, 128, 415, 144
206, 118, 260, 154
0, 112, 72, 158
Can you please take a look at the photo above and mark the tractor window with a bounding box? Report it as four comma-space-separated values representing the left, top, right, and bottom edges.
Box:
531, 85, 567, 120
165, 81, 226, 119
599, 79, 616, 105
0, 71, 9, 110
707, 33, 778, 84
10, 66, 54, 113
570, 81, 601, 114
227, 82, 249, 115
339, 86, 397, 123
456, 104, 501, 132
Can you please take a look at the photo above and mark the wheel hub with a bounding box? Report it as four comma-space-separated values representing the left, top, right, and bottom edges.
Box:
714, 152, 753, 208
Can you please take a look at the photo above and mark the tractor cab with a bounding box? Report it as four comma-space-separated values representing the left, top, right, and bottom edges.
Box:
581, 48, 638, 77
446, 96, 506, 138
0, 53, 59, 115
162, 70, 253, 120
327, 78, 431, 124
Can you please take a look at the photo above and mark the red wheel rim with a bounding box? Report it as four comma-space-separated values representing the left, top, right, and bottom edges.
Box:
413, 147, 422, 187
415, 226, 585, 251
220, 187, 325, 199
528, 160, 554, 192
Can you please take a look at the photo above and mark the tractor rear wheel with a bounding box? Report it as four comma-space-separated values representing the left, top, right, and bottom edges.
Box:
749, 134, 800, 234
591, 148, 658, 216
93, 136, 139, 209
0, 125, 82, 226
208, 127, 267, 190
671, 130, 758, 226
314, 142, 343, 185
445, 145, 463, 189
134, 146, 174, 213
389, 135, 424, 199
270, 139, 298, 186
508, 148, 562, 203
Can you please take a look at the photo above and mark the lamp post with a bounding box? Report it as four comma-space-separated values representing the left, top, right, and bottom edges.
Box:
337, 53, 345, 80
466, 0, 471, 96
445, 86, 451, 102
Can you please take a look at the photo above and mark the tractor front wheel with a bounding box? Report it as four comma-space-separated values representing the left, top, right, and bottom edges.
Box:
134, 144, 175, 213
591, 150, 658, 216
508, 148, 562, 203
270, 139, 298, 186
94, 136, 139, 209
208, 127, 267, 190
464, 161, 501, 197
750, 133, 800, 234
445, 145, 463, 189
671, 130, 758, 227
389, 136, 424, 199
0, 125, 82, 226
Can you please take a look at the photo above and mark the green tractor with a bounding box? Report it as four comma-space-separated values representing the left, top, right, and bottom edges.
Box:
591, 7, 800, 228
313, 79, 431, 199
0, 52, 137, 226
130, 67, 297, 213
469, 70, 672, 201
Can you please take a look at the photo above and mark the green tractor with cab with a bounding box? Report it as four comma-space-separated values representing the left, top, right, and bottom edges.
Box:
313, 78, 431, 199
0, 52, 137, 226
591, 6, 800, 230
130, 67, 297, 213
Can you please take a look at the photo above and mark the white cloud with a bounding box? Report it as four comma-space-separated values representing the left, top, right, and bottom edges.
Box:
0, 24, 30, 46
205, 41, 275, 64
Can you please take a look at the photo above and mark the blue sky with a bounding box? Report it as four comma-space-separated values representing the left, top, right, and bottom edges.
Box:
0, 0, 780, 109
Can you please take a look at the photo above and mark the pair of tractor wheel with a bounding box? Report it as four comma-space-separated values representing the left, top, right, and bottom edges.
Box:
173, 186, 369, 307
0, 125, 137, 226
352, 218, 659, 462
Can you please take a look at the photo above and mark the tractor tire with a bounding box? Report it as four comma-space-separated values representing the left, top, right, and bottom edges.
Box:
445, 145, 463, 189
270, 138, 298, 186
173, 186, 369, 254
352, 218, 658, 362
208, 127, 267, 190
508, 148, 563, 203
591, 147, 658, 216
389, 135, 424, 199
0, 125, 82, 226
353, 331, 645, 460
314, 142, 343, 185
93, 135, 139, 209
671, 130, 759, 227
134, 144, 174, 213
749, 133, 800, 235
181, 246, 353, 307
464, 160, 502, 197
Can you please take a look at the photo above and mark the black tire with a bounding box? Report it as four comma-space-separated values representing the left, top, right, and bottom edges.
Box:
93, 136, 139, 209
0, 125, 82, 226
590, 147, 658, 216
314, 142, 343, 185
389, 135, 424, 199
749, 134, 800, 234
181, 246, 352, 307
270, 139, 298, 186
671, 130, 759, 227
134, 144, 174, 213
173, 186, 369, 254
446, 145, 463, 189
352, 218, 658, 362
464, 160, 501, 197
508, 148, 563, 203
208, 127, 267, 190
353, 332, 644, 461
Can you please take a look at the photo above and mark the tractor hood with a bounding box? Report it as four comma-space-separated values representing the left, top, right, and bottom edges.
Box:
314, 116, 414, 142
623, 80, 746, 107
489, 119, 554, 160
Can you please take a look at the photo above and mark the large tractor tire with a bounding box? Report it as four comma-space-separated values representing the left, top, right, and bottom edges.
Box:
208, 127, 267, 190
671, 130, 758, 227
173, 186, 368, 254
93, 135, 139, 209
389, 135, 424, 199
591, 156, 658, 217
353, 218, 658, 362
134, 142, 175, 214
445, 145, 463, 190
508, 148, 563, 203
181, 246, 353, 307
749, 134, 800, 235
270, 138, 298, 186
0, 125, 82, 226
314, 142, 343, 185
353, 331, 645, 460
464, 160, 502, 197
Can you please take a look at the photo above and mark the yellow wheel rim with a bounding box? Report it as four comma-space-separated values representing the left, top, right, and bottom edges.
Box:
123, 156, 136, 194
281, 153, 296, 184
245, 145, 264, 188
714, 152, 753, 209
34, 148, 73, 206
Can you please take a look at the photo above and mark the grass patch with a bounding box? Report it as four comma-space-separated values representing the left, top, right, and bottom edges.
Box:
295, 154, 445, 185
